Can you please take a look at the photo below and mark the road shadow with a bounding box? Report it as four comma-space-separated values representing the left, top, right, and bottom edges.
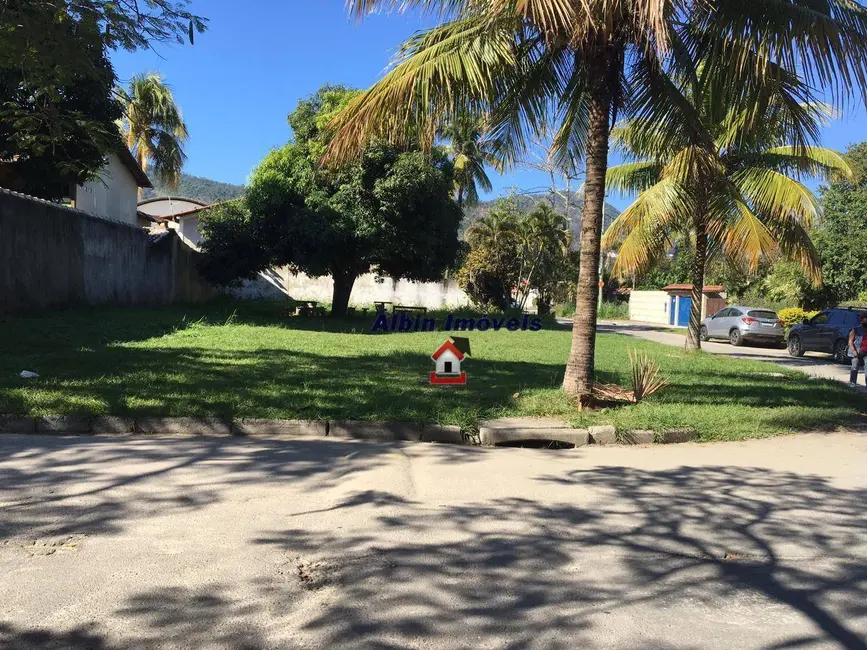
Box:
0, 435, 485, 541
1, 440, 866, 648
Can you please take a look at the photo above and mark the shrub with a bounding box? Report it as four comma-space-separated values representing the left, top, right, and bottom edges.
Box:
598, 301, 629, 320
778, 307, 819, 332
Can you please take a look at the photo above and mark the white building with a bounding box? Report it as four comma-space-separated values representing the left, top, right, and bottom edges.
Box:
137, 196, 209, 246
72, 149, 152, 227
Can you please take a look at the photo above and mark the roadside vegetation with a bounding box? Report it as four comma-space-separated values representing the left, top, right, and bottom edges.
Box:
0, 301, 862, 440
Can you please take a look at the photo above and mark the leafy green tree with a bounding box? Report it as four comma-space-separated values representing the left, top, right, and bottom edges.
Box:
0, 1, 204, 199
636, 245, 694, 290
513, 203, 572, 313
812, 142, 867, 305
460, 199, 522, 308
458, 200, 574, 312
197, 201, 267, 285
0, 16, 121, 199
328, 0, 867, 400
116, 73, 189, 194
200, 86, 462, 317
1, 1, 206, 83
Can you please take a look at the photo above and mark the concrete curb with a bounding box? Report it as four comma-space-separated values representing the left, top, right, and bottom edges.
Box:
621, 430, 655, 445
588, 425, 617, 445
135, 417, 232, 436
92, 416, 136, 434
329, 420, 423, 442
0, 414, 703, 447
659, 428, 700, 444
232, 419, 326, 437
0, 415, 37, 433
37, 416, 92, 434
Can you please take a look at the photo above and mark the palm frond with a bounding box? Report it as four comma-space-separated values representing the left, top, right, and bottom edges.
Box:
707, 187, 777, 272
606, 161, 663, 194
326, 14, 520, 163
756, 145, 853, 180
732, 167, 820, 227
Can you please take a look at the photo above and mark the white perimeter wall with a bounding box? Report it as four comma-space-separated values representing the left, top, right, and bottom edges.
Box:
225, 268, 471, 310
228, 268, 470, 309
629, 290, 670, 324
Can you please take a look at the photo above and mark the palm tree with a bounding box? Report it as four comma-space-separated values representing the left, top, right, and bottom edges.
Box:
603, 89, 851, 350
440, 113, 498, 208
116, 72, 188, 195
329, 0, 867, 401
514, 203, 571, 310
465, 208, 516, 249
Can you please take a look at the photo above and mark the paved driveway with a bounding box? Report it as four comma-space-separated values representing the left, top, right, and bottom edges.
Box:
2, 433, 866, 649
591, 320, 860, 385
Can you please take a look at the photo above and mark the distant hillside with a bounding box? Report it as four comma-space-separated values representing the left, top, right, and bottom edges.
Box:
462, 191, 621, 242
142, 173, 245, 204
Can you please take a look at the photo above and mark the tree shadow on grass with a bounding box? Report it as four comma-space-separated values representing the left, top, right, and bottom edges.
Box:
0, 346, 567, 425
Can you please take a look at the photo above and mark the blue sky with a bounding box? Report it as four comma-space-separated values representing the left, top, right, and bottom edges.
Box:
111, 0, 867, 211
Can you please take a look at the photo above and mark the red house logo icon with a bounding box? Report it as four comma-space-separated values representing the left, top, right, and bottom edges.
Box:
430, 337, 471, 385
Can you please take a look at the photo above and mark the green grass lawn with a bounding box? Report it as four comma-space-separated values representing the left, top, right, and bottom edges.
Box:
0, 300, 864, 440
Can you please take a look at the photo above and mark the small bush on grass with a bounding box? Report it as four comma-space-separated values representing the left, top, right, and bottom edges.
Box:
598, 301, 629, 320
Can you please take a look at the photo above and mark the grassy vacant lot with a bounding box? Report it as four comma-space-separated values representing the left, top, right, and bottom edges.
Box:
0, 300, 863, 440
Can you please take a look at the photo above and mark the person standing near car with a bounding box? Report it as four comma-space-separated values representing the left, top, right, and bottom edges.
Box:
847, 312, 867, 387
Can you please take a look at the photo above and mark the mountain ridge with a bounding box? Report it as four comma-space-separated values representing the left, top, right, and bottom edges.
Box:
462, 191, 621, 240
142, 173, 245, 204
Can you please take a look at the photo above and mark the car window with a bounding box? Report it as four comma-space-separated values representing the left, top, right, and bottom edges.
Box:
728, 308, 743, 317
747, 310, 777, 320
810, 312, 830, 325
828, 310, 849, 326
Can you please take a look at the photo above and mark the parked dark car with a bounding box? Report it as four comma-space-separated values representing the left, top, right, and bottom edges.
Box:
787, 307, 862, 363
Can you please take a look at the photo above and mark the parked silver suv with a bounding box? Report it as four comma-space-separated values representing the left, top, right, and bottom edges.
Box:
700, 306, 785, 347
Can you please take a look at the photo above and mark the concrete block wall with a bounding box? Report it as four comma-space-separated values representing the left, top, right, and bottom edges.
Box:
0, 189, 215, 314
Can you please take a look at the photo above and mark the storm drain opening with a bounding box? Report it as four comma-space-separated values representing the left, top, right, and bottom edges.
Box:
494, 439, 576, 450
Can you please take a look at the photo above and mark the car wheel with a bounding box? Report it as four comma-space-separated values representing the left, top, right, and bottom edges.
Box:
788, 334, 805, 357
833, 339, 849, 365
700, 325, 709, 342
730, 329, 744, 346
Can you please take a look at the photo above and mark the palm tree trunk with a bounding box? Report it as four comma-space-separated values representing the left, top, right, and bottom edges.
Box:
563, 62, 612, 399
685, 217, 708, 351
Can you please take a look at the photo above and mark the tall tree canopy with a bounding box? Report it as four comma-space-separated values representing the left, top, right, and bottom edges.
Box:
811, 142, 867, 304
0, 0, 205, 199
328, 0, 867, 401
117, 73, 189, 193
199, 85, 462, 316
0, 16, 121, 199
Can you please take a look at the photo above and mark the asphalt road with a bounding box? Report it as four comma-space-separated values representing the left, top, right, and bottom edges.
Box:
2, 433, 866, 649
592, 320, 861, 386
